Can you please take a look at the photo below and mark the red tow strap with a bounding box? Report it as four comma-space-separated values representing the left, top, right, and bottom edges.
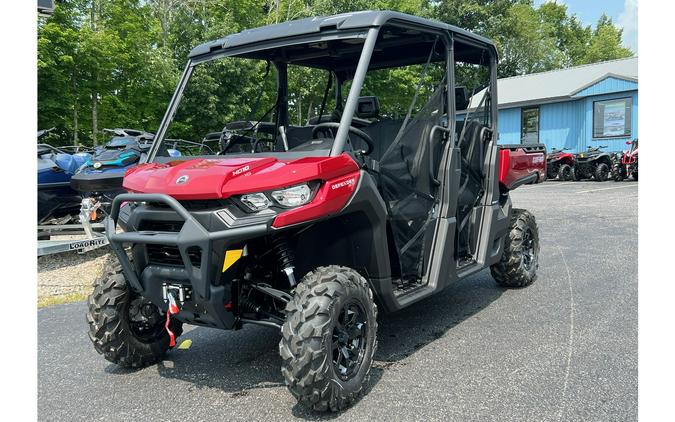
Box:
165, 294, 180, 347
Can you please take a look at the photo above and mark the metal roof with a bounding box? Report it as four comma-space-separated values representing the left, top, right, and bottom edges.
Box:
494, 57, 638, 108
188, 10, 495, 59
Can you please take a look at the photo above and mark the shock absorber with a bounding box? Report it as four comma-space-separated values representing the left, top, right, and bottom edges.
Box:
271, 236, 297, 287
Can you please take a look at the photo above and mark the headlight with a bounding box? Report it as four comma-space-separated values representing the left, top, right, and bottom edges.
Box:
271, 184, 312, 208
240, 192, 270, 211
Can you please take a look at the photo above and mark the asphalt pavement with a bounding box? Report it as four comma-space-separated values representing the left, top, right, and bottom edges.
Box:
38, 180, 638, 421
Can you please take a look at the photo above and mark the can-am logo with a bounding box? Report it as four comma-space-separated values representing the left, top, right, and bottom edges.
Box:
232, 165, 250, 176
175, 175, 189, 184
331, 178, 355, 190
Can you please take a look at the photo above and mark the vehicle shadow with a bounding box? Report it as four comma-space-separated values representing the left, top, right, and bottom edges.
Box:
148, 269, 503, 418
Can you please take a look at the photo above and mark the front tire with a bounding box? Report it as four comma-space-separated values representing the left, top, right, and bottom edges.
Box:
280, 266, 378, 412
558, 164, 573, 181
87, 257, 182, 368
594, 163, 609, 181
613, 164, 626, 181
491, 209, 540, 288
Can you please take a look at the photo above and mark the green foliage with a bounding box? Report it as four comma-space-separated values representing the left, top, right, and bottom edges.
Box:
38, 0, 635, 145
582, 14, 633, 64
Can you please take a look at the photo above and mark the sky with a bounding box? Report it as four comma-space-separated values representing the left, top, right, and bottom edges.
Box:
534, 0, 638, 52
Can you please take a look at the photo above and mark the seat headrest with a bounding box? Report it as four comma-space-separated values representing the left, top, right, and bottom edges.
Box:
356, 96, 380, 119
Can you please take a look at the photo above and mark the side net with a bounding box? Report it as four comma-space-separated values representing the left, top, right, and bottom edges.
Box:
379, 84, 445, 280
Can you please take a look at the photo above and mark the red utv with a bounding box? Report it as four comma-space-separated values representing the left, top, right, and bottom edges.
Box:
498, 144, 547, 184
87, 11, 545, 412
546, 147, 575, 181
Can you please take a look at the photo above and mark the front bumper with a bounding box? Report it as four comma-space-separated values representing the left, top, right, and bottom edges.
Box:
106, 193, 270, 329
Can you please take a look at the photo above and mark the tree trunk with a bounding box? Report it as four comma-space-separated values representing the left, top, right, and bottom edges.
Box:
73, 106, 79, 145
72, 75, 79, 145
306, 101, 313, 124
92, 93, 98, 146
90, 1, 98, 146
297, 96, 302, 126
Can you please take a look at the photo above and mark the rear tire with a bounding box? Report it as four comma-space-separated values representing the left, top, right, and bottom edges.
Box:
87, 257, 182, 368
594, 163, 609, 181
572, 167, 582, 181
280, 266, 378, 412
491, 209, 539, 288
613, 164, 626, 181
632, 171, 638, 181
558, 164, 573, 181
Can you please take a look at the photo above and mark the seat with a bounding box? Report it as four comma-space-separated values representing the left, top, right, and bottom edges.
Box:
285, 126, 315, 150
456, 119, 488, 258
360, 119, 403, 162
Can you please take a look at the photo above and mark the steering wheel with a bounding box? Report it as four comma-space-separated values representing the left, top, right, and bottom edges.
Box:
311, 122, 374, 155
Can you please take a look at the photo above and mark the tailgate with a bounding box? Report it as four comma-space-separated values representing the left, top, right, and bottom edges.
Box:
498, 144, 547, 190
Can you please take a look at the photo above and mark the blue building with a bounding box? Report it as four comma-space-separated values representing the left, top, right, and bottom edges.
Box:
494, 57, 638, 153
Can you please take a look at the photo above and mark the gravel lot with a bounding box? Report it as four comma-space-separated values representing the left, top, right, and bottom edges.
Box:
37, 245, 110, 300
38, 180, 638, 421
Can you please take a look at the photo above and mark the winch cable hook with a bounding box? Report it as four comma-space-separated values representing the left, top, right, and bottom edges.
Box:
165, 292, 180, 347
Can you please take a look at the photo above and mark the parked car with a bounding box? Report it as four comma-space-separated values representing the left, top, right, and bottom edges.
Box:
86, 11, 545, 412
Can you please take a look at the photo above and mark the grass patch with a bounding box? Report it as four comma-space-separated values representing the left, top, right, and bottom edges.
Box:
38, 292, 88, 309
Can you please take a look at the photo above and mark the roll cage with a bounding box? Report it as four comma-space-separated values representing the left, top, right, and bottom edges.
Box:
146, 11, 499, 163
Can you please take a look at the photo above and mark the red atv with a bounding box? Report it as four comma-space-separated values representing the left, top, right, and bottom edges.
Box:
546, 147, 575, 181
87, 11, 544, 412
613, 139, 639, 181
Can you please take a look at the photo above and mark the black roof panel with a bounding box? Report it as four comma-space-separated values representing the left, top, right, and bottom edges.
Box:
188, 10, 495, 59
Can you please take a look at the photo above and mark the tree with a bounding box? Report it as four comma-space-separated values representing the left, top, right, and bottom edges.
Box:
538, 1, 592, 66
38, 0, 635, 145
582, 14, 633, 64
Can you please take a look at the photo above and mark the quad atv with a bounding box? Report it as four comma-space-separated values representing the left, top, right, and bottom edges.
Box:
612, 139, 638, 181
546, 147, 575, 181
87, 11, 543, 412
573, 145, 612, 181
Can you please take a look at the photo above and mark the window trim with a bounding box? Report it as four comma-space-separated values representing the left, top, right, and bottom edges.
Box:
592, 97, 633, 140
521, 106, 540, 144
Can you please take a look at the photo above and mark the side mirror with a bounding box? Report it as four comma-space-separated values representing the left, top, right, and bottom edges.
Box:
455, 86, 470, 111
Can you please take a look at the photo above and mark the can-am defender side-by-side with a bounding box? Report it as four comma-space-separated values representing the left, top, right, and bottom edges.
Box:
546, 147, 575, 181
573, 145, 613, 181
87, 11, 544, 412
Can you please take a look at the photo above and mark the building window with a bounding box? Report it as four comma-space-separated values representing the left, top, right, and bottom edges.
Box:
593, 97, 632, 138
521, 107, 539, 144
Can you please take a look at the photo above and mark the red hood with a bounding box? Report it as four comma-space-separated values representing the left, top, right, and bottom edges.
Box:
122, 154, 359, 200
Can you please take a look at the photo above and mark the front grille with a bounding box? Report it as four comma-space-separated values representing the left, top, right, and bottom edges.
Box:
146, 244, 202, 267
138, 220, 184, 232
146, 199, 228, 211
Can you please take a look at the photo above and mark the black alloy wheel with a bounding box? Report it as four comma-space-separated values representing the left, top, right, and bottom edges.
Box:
332, 300, 368, 380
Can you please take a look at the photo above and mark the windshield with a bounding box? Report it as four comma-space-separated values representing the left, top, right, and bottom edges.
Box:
151, 36, 367, 161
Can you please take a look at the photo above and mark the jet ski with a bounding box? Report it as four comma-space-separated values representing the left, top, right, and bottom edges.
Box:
37, 128, 92, 223
70, 128, 157, 195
